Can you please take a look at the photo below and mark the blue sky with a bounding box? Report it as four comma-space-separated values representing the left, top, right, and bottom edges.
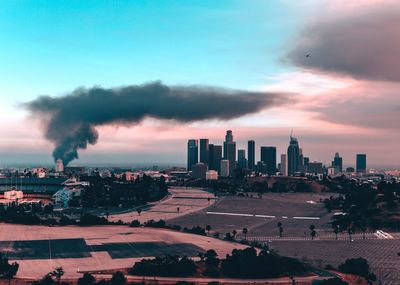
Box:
2, 0, 398, 167
0, 0, 306, 103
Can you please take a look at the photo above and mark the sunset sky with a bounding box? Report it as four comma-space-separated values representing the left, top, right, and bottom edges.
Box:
1, 0, 399, 167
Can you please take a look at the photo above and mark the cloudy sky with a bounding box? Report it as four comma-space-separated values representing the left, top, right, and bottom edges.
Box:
0, 0, 399, 167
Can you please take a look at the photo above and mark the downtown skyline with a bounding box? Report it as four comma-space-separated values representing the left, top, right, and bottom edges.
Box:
1, 0, 400, 167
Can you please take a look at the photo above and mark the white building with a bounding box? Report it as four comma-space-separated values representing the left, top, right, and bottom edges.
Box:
280, 154, 288, 176
206, 170, 218, 180
4, 189, 23, 200
220, 160, 230, 177
56, 159, 64, 173
327, 167, 338, 176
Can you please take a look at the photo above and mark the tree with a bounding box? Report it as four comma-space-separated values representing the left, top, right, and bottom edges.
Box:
77, 273, 95, 285
110, 271, 126, 285
49, 267, 64, 284
0, 254, 19, 285
339, 258, 376, 281
277, 222, 283, 238
347, 227, 353, 242
242, 228, 248, 240
334, 225, 339, 240
232, 230, 237, 239
206, 225, 212, 235
137, 209, 142, 216
309, 225, 316, 240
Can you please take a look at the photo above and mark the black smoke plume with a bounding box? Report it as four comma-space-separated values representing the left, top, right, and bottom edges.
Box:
25, 81, 289, 165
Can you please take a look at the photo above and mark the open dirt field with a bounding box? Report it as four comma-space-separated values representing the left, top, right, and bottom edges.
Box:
0, 224, 246, 279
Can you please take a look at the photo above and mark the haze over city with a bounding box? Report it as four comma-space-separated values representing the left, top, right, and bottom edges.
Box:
1, 0, 400, 167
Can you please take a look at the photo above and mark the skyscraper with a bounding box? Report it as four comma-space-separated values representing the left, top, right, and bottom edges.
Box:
187, 139, 198, 171
223, 130, 236, 175
56, 159, 64, 173
220, 159, 230, 177
356, 154, 367, 173
247, 140, 255, 170
199, 139, 209, 165
209, 144, 222, 174
260, 146, 277, 175
332, 152, 343, 172
287, 136, 300, 176
280, 154, 288, 176
237, 149, 247, 169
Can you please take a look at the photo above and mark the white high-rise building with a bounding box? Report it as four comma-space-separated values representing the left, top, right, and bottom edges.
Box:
280, 154, 288, 176
56, 159, 64, 173
220, 159, 230, 177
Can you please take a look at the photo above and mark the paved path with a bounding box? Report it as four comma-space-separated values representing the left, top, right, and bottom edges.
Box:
108, 187, 216, 223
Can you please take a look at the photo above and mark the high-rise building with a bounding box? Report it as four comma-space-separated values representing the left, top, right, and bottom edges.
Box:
308, 161, 323, 174
332, 152, 343, 172
209, 144, 222, 174
247, 140, 255, 170
287, 136, 300, 176
356, 154, 367, 173
56, 159, 64, 173
220, 159, 230, 177
199, 139, 209, 165
299, 148, 304, 167
191, 163, 208, 179
260, 146, 277, 175
187, 139, 198, 171
237, 149, 247, 169
223, 130, 236, 175
280, 154, 288, 176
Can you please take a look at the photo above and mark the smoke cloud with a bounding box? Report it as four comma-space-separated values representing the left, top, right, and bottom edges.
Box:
25, 81, 289, 165
285, 4, 400, 82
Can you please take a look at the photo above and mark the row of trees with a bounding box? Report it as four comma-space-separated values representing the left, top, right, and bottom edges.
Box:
79, 174, 168, 208
129, 247, 308, 279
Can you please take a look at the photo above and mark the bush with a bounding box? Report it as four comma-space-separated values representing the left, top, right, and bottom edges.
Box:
221, 248, 307, 278
129, 220, 141, 227
130, 256, 197, 277
338, 258, 375, 280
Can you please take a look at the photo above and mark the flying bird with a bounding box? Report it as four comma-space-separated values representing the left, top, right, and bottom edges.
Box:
305, 53, 311, 58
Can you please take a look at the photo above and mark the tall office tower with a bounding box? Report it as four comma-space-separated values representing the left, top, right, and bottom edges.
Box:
187, 139, 198, 171
199, 139, 209, 165
56, 159, 64, 173
303, 157, 310, 165
332, 152, 343, 172
287, 136, 300, 176
247, 140, 255, 170
356, 154, 367, 173
260, 146, 277, 175
223, 130, 236, 175
237, 149, 247, 169
220, 159, 230, 177
299, 148, 304, 166
280, 154, 288, 176
209, 144, 223, 174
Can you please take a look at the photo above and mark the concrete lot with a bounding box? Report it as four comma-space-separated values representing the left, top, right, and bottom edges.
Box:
170, 192, 335, 236
0, 224, 245, 279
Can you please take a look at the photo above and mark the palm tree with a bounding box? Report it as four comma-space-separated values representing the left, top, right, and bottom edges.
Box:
334, 225, 339, 240
137, 209, 142, 216
50, 267, 64, 284
309, 225, 316, 240
277, 222, 283, 238
242, 227, 248, 240
347, 226, 353, 241
232, 230, 237, 239
206, 225, 212, 235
